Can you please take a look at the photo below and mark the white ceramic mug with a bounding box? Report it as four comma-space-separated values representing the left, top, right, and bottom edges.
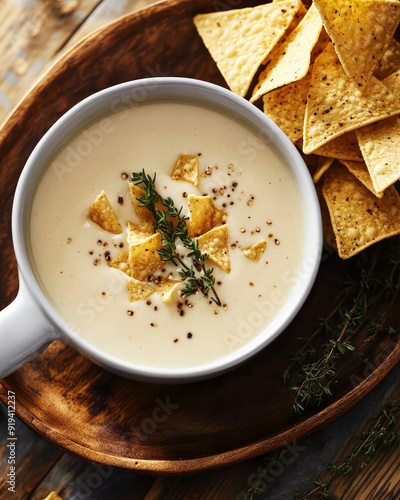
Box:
0, 77, 322, 382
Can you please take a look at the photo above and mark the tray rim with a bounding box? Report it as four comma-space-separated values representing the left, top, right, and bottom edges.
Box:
1, 0, 400, 475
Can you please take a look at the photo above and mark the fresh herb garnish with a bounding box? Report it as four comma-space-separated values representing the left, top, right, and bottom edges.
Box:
283, 243, 400, 415
130, 169, 221, 306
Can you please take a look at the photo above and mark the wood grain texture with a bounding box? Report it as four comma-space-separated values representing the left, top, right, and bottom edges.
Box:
0, 0, 103, 122
0, 0, 400, 478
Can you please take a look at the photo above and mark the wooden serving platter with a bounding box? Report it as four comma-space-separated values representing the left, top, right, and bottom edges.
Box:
1, 0, 400, 474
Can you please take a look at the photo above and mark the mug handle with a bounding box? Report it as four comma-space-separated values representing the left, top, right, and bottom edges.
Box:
0, 275, 57, 378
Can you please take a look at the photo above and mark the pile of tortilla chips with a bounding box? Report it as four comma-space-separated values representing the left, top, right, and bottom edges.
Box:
194, 0, 400, 259
88, 154, 233, 302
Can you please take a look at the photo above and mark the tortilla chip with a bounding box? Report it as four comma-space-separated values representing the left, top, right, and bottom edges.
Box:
310, 131, 363, 162
127, 277, 154, 303
88, 190, 122, 234
171, 154, 199, 187
128, 232, 163, 281
310, 27, 331, 64
303, 43, 400, 154
187, 194, 227, 238
193, 1, 301, 97
127, 222, 153, 245
316, 182, 337, 250
382, 68, 400, 99
108, 252, 130, 275
250, 5, 322, 102
322, 163, 400, 259
43, 493, 62, 500
242, 240, 267, 262
156, 280, 182, 302
313, 0, 400, 87
197, 224, 231, 273
313, 157, 334, 183
339, 160, 383, 199
129, 183, 153, 224
355, 116, 400, 194
375, 38, 400, 80
262, 71, 311, 143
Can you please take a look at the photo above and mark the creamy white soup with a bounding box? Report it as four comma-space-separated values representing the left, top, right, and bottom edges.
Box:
30, 99, 305, 368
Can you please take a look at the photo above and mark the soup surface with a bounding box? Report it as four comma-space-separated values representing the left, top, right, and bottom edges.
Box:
30, 99, 305, 368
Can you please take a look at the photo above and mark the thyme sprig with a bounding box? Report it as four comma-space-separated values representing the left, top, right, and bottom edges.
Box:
130, 169, 221, 306
285, 244, 400, 415
240, 397, 400, 500
293, 399, 400, 499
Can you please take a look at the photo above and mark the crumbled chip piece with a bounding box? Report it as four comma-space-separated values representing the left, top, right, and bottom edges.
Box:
43, 493, 63, 500
242, 240, 267, 262
303, 43, 400, 154
310, 131, 363, 162
108, 252, 130, 275
322, 164, 400, 259
128, 232, 163, 281
262, 71, 311, 143
88, 190, 122, 234
375, 38, 400, 80
198, 224, 231, 273
355, 116, 400, 194
251, 5, 322, 102
129, 183, 153, 223
127, 277, 154, 303
313, 0, 400, 87
339, 160, 383, 199
156, 280, 182, 302
187, 194, 227, 238
127, 222, 153, 245
313, 157, 334, 183
193, 1, 301, 96
171, 154, 199, 186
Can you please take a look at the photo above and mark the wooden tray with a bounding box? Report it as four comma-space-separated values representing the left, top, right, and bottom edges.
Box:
1, 0, 400, 474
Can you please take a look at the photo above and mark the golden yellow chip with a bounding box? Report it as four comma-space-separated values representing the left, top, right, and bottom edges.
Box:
108, 252, 130, 275
187, 194, 227, 238
303, 43, 400, 154
355, 116, 400, 194
171, 154, 199, 187
242, 240, 267, 262
156, 280, 182, 303
382, 68, 400, 99
88, 190, 122, 234
43, 493, 62, 500
262, 71, 311, 143
129, 183, 153, 224
250, 5, 322, 103
375, 38, 400, 80
127, 222, 153, 245
127, 277, 154, 303
313, 0, 400, 87
322, 164, 400, 259
310, 28, 331, 64
193, 1, 301, 97
198, 224, 231, 273
310, 131, 363, 162
339, 160, 383, 199
128, 232, 163, 281
313, 157, 334, 184
316, 182, 337, 250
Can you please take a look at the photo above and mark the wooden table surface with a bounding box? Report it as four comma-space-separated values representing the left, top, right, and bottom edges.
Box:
1, 1, 400, 499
